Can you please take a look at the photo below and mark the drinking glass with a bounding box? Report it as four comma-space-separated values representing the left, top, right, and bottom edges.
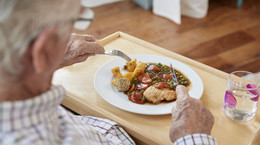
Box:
223, 71, 259, 121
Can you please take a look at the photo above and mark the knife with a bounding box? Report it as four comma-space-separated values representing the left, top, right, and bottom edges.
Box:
170, 63, 178, 85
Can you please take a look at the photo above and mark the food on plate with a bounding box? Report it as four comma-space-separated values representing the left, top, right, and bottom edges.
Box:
116, 78, 131, 92
111, 66, 122, 85
128, 91, 144, 104
126, 59, 137, 72
143, 82, 176, 104
133, 62, 146, 76
111, 60, 190, 105
122, 72, 135, 81
111, 59, 146, 84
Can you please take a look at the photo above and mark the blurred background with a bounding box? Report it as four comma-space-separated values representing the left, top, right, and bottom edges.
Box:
75, 0, 260, 74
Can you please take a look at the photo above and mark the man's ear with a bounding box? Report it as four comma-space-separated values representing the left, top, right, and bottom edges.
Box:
30, 27, 57, 73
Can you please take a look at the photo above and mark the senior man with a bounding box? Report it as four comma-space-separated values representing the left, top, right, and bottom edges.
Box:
0, 0, 218, 145
0, 0, 136, 144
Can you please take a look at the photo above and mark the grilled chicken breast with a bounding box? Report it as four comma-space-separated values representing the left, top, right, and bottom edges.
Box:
143, 84, 176, 104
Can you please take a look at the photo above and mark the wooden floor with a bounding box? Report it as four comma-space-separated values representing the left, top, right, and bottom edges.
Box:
76, 0, 260, 73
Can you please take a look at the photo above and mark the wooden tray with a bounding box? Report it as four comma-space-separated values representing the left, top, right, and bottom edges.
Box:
53, 32, 260, 145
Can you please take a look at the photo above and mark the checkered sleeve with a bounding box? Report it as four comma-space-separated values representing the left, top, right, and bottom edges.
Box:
77, 116, 136, 145
174, 134, 217, 145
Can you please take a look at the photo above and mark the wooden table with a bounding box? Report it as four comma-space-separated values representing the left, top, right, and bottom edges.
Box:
52, 32, 260, 145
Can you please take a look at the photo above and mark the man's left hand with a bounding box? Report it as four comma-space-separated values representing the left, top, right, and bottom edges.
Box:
60, 33, 104, 67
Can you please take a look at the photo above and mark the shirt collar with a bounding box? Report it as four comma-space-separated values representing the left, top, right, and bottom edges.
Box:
0, 85, 65, 132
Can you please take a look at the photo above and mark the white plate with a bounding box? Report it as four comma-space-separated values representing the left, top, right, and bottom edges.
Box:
94, 55, 203, 115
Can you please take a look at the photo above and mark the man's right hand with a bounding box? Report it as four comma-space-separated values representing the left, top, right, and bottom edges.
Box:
60, 33, 104, 68
169, 85, 215, 143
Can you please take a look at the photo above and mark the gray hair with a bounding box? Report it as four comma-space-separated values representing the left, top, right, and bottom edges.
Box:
0, 0, 80, 82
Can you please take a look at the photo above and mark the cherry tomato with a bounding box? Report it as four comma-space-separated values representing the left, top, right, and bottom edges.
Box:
155, 82, 170, 89
163, 74, 172, 80
128, 91, 144, 104
137, 73, 152, 84
147, 65, 160, 71
136, 83, 149, 90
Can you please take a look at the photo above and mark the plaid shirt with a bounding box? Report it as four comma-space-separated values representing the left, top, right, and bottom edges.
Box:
0, 86, 135, 145
174, 134, 217, 145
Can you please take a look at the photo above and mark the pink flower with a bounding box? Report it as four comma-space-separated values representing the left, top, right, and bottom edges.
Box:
224, 91, 237, 108
247, 84, 259, 102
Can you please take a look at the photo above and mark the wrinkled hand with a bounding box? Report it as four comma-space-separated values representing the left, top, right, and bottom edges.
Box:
169, 85, 214, 143
60, 33, 104, 67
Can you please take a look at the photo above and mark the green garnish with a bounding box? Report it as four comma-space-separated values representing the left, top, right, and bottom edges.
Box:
131, 77, 139, 84
151, 80, 157, 85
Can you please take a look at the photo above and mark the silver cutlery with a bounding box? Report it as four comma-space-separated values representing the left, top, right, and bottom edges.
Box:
104, 50, 131, 61
170, 63, 178, 85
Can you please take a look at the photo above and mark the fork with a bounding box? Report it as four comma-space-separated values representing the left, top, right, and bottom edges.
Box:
170, 63, 179, 85
104, 50, 131, 61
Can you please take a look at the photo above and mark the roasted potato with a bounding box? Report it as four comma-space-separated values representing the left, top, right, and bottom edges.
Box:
112, 60, 146, 85
112, 66, 123, 86
112, 66, 122, 78
126, 59, 137, 72
133, 68, 144, 77
123, 72, 135, 81
112, 77, 121, 86
133, 62, 146, 76
136, 62, 146, 70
